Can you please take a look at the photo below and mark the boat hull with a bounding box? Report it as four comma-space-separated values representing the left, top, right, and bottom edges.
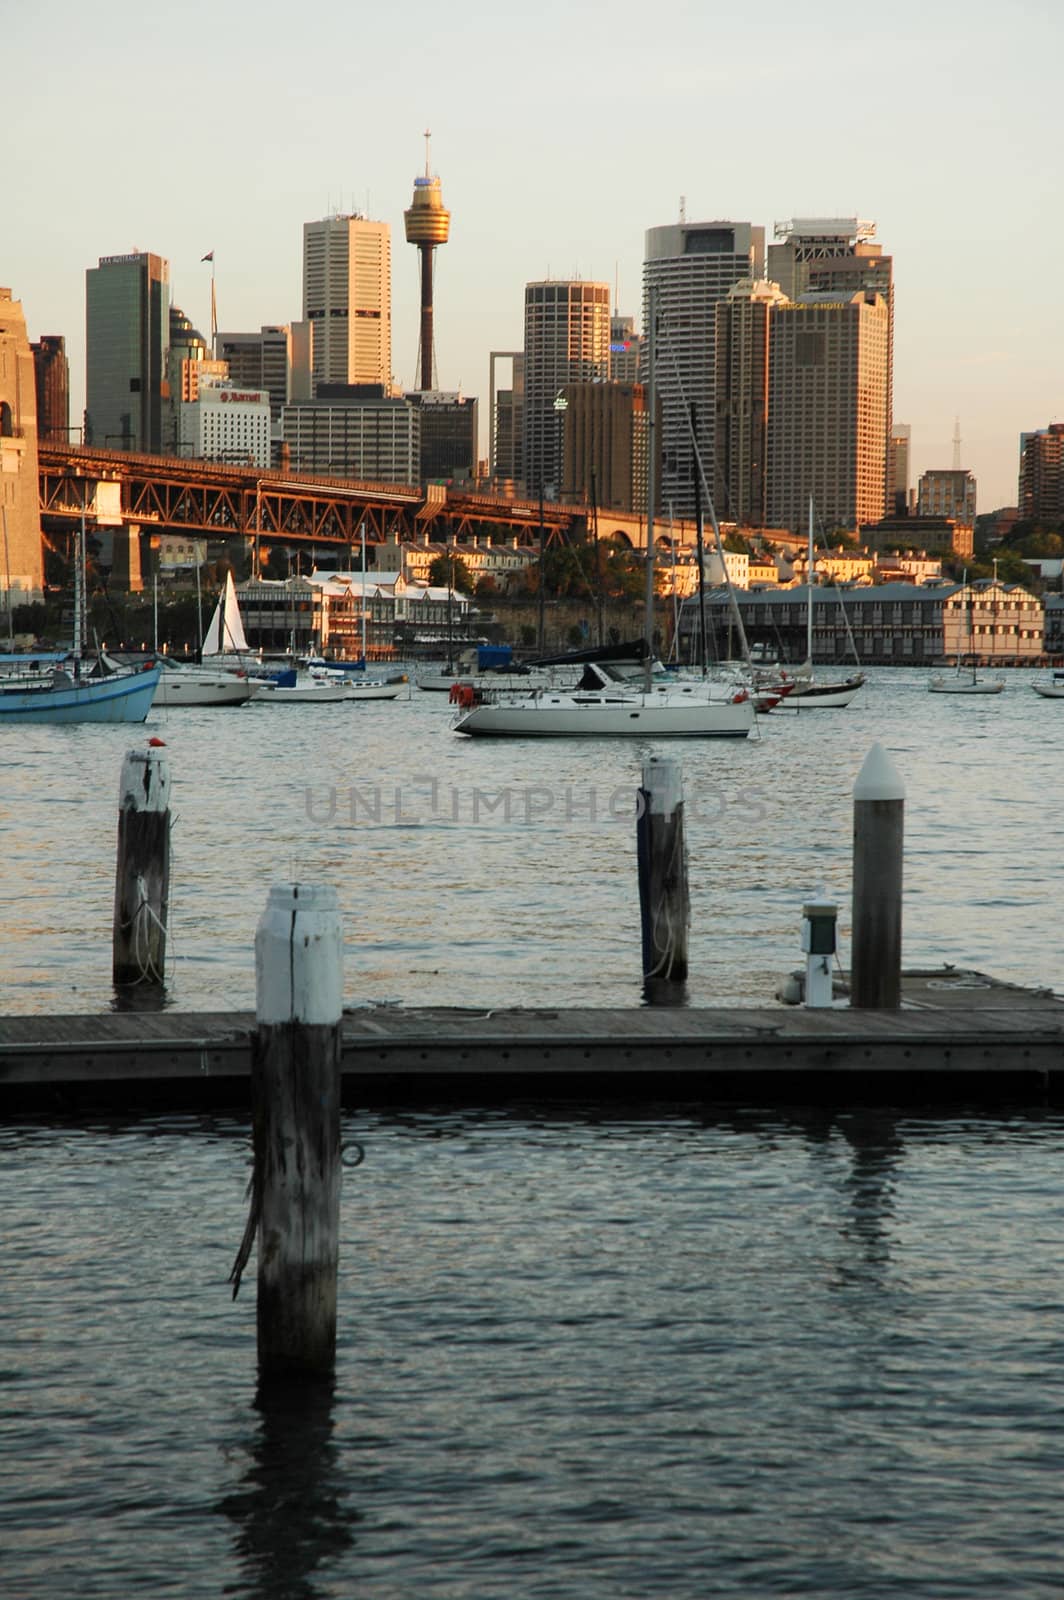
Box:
776, 676, 864, 708
454, 692, 754, 738
153, 671, 261, 707
0, 666, 162, 724
256, 681, 350, 704
928, 677, 1004, 695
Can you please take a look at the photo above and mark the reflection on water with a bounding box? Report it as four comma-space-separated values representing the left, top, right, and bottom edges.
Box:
4, 1109, 1064, 1597
221, 1381, 355, 1600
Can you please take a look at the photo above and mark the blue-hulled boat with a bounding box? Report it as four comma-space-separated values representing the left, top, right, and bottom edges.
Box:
0, 656, 162, 724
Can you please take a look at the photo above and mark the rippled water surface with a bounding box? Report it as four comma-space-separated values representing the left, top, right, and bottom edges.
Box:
0, 665, 1061, 1012
3, 1108, 1064, 1598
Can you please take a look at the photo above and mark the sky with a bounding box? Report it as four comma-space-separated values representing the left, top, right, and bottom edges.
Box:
7, 0, 1062, 513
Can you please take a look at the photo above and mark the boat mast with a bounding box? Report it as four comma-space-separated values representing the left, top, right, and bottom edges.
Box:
806, 495, 814, 669
692, 406, 708, 677
360, 521, 367, 663
643, 284, 658, 692
73, 486, 86, 658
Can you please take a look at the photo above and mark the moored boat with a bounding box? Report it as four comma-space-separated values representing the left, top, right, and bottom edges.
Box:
0, 654, 162, 724
453, 644, 755, 738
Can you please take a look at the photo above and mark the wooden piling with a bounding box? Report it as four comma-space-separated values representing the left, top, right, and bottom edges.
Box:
850, 744, 905, 1010
637, 757, 689, 992
252, 883, 343, 1382
112, 743, 171, 988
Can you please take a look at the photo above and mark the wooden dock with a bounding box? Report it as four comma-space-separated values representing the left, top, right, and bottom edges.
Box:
2, 968, 1063, 1112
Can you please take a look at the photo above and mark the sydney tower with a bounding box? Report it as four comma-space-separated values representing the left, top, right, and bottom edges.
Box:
404, 131, 451, 391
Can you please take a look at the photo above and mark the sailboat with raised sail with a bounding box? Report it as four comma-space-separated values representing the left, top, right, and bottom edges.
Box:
778, 499, 865, 708
928, 572, 1004, 695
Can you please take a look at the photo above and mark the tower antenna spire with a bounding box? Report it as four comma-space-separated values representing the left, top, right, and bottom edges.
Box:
424, 127, 432, 177
952, 415, 962, 471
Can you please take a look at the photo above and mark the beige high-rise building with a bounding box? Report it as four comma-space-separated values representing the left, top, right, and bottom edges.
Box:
303, 215, 391, 391
766, 290, 890, 534
522, 281, 610, 499
768, 219, 893, 513
0, 288, 45, 602
714, 278, 788, 528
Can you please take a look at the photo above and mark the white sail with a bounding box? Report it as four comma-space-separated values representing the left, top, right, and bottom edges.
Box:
202, 573, 249, 656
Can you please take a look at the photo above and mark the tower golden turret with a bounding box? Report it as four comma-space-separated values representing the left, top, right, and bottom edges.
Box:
404, 130, 450, 391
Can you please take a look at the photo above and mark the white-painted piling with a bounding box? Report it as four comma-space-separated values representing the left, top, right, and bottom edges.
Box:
252, 882, 343, 1381
850, 744, 905, 1010
801, 893, 837, 1008
112, 743, 171, 988
637, 757, 689, 993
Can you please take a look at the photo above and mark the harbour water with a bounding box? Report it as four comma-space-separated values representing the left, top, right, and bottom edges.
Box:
3, 669, 1064, 1597
0, 664, 1060, 1013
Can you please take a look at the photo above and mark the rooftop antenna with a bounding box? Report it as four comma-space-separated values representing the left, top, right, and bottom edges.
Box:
953, 416, 962, 471
679, 195, 686, 223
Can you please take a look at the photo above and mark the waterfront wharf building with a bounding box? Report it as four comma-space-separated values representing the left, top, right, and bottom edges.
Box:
765, 290, 890, 534
31, 335, 69, 445
643, 220, 765, 520
303, 214, 391, 391
679, 579, 1042, 666
1019, 424, 1064, 523
85, 250, 169, 452
522, 281, 610, 501
919, 468, 977, 522
280, 385, 419, 483
234, 568, 477, 657
0, 287, 45, 601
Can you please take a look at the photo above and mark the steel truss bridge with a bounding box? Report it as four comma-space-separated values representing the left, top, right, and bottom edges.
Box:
38, 445, 581, 555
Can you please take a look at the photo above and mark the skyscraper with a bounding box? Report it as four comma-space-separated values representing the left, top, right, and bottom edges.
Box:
303, 215, 391, 392
768, 219, 893, 513
85, 251, 170, 451
643, 221, 764, 519
522, 280, 610, 500
765, 290, 890, 533
714, 278, 788, 528
31, 335, 69, 445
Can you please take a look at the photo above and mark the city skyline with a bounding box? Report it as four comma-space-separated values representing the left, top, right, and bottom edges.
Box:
6, 0, 1061, 514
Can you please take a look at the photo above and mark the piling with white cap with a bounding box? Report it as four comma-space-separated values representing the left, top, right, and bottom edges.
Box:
250, 882, 343, 1381
112, 742, 171, 990
637, 757, 690, 996
850, 744, 905, 1009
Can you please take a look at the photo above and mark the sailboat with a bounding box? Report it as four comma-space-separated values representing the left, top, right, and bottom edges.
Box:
928, 573, 1004, 695
776, 499, 865, 708
452, 289, 755, 740
0, 508, 161, 724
